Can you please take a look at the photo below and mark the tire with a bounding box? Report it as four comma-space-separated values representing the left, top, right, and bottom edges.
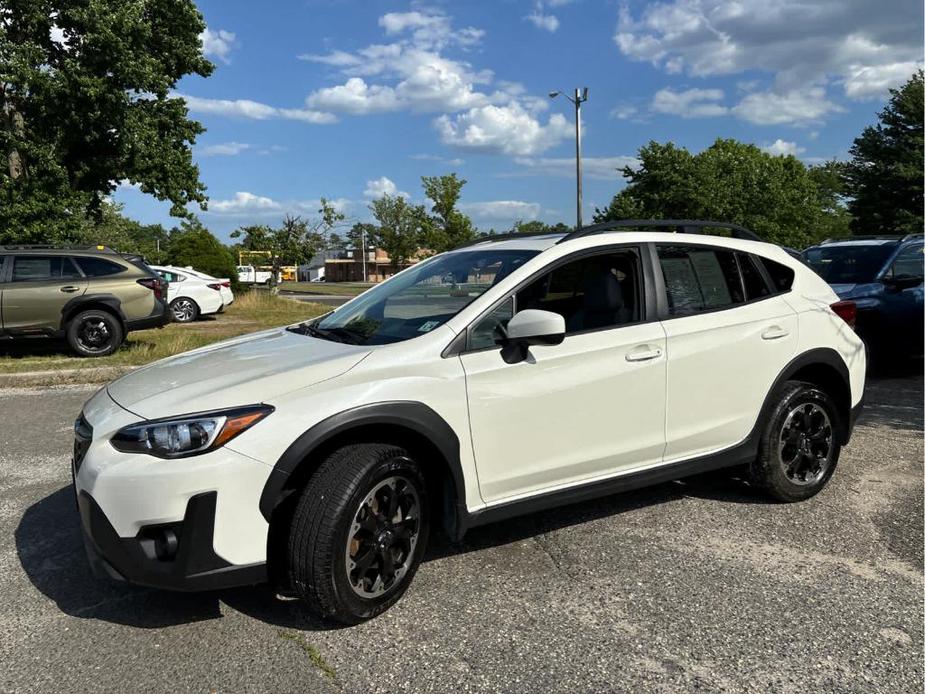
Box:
169, 297, 200, 323
65, 309, 124, 357
749, 381, 842, 502
287, 443, 430, 624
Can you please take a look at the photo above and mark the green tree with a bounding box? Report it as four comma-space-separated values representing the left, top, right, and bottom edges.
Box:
347, 222, 376, 251
369, 194, 432, 268
844, 71, 924, 234
509, 220, 570, 234
594, 139, 837, 248
808, 160, 851, 239
167, 219, 237, 285
421, 173, 476, 251
74, 201, 169, 262
0, 0, 213, 243
230, 199, 345, 290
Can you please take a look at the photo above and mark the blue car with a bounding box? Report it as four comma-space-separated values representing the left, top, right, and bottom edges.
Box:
804, 235, 924, 362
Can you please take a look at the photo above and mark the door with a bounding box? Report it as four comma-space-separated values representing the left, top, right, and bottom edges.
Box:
1, 255, 88, 333
882, 241, 924, 349
460, 248, 667, 504
655, 245, 798, 461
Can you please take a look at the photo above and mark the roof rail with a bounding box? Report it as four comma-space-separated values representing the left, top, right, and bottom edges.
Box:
558, 219, 763, 244
0, 244, 118, 252
819, 234, 903, 244
454, 231, 564, 250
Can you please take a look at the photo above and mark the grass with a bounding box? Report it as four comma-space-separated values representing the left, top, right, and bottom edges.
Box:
280, 281, 373, 297
278, 631, 338, 683
0, 291, 329, 378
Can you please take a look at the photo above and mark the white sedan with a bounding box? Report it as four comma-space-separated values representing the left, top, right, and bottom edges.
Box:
176, 266, 235, 310
150, 265, 225, 322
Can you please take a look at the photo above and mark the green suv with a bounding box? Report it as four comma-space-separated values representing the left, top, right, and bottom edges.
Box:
0, 246, 169, 357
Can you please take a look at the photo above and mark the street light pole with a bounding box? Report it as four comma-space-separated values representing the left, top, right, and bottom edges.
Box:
550, 87, 589, 229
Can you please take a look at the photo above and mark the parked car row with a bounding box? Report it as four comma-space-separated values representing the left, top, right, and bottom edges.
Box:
0, 245, 236, 357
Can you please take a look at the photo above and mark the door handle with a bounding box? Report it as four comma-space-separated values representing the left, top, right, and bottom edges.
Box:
761, 326, 790, 340
60, 286, 80, 293
626, 345, 663, 362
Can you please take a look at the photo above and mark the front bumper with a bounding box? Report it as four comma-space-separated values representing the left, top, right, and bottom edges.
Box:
77, 489, 266, 591
73, 389, 273, 591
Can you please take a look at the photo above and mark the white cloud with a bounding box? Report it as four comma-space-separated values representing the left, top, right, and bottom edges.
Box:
198, 142, 252, 156
651, 88, 728, 118
460, 201, 542, 224
610, 103, 640, 120
614, 0, 923, 105
178, 94, 336, 124
206, 192, 349, 217
843, 61, 923, 99
378, 10, 484, 49
732, 87, 843, 125
300, 10, 548, 129
363, 176, 409, 199
512, 156, 639, 180
436, 103, 571, 156
410, 153, 466, 166
200, 28, 237, 64
526, 11, 559, 32
761, 139, 806, 156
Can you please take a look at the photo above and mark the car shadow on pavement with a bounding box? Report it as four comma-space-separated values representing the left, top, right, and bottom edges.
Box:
17, 477, 771, 631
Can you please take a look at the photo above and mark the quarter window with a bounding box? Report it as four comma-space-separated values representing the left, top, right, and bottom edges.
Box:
889, 243, 924, 279
759, 257, 795, 293
657, 245, 744, 315
737, 253, 772, 301
73, 256, 126, 277
11, 256, 81, 282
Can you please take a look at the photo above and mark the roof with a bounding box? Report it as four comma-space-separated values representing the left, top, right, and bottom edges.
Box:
0, 244, 119, 254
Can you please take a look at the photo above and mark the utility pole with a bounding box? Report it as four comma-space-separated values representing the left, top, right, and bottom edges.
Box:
549, 87, 589, 229
361, 228, 367, 282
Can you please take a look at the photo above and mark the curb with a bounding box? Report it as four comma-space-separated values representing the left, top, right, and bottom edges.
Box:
0, 365, 138, 389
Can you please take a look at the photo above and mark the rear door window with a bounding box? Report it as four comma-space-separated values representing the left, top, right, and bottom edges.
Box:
11, 256, 82, 282
737, 253, 772, 301
657, 245, 745, 315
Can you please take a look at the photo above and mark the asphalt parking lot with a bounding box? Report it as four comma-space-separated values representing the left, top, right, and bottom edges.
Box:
1, 369, 922, 693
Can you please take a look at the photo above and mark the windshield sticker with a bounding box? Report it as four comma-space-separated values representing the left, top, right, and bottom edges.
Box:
418, 321, 440, 332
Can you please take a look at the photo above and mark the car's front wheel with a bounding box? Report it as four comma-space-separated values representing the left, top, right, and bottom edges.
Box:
750, 381, 842, 502
66, 309, 124, 357
287, 443, 430, 624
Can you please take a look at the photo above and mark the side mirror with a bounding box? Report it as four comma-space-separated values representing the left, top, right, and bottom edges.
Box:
501, 309, 565, 364
885, 275, 923, 292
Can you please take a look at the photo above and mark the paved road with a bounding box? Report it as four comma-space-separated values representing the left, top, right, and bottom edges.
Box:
1, 370, 922, 693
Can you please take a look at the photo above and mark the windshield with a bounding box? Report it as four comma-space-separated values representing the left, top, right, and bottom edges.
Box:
296, 248, 539, 345
804, 244, 896, 284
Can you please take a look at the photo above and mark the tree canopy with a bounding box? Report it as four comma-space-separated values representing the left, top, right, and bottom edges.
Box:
594, 139, 845, 248
368, 195, 432, 268
421, 173, 476, 252
0, 0, 213, 242
167, 219, 237, 284
844, 71, 924, 235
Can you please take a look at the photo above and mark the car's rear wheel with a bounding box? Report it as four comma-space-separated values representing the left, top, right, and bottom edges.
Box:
750, 381, 841, 502
287, 443, 429, 624
66, 309, 124, 357
170, 297, 200, 323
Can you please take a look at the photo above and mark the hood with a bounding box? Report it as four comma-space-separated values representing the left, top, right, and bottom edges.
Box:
107, 328, 369, 418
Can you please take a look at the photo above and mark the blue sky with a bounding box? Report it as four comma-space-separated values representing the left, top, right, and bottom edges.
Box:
116, 0, 924, 240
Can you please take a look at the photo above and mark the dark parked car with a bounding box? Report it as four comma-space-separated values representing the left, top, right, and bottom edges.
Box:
0, 245, 169, 357
804, 235, 924, 361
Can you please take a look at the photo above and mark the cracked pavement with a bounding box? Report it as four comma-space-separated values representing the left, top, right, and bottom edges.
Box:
1, 368, 922, 693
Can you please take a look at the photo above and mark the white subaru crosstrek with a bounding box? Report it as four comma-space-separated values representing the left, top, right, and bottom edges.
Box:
73, 221, 866, 623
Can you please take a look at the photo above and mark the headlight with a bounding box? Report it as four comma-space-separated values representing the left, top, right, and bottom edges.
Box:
110, 405, 274, 458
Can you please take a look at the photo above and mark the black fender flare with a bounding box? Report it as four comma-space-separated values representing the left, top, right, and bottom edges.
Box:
258, 401, 466, 524
61, 294, 125, 330
754, 347, 853, 443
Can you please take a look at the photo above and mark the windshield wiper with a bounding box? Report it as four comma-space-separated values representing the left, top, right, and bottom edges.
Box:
288, 322, 362, 345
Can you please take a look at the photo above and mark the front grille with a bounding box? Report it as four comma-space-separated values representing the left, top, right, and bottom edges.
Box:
73, 414, 92, 473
